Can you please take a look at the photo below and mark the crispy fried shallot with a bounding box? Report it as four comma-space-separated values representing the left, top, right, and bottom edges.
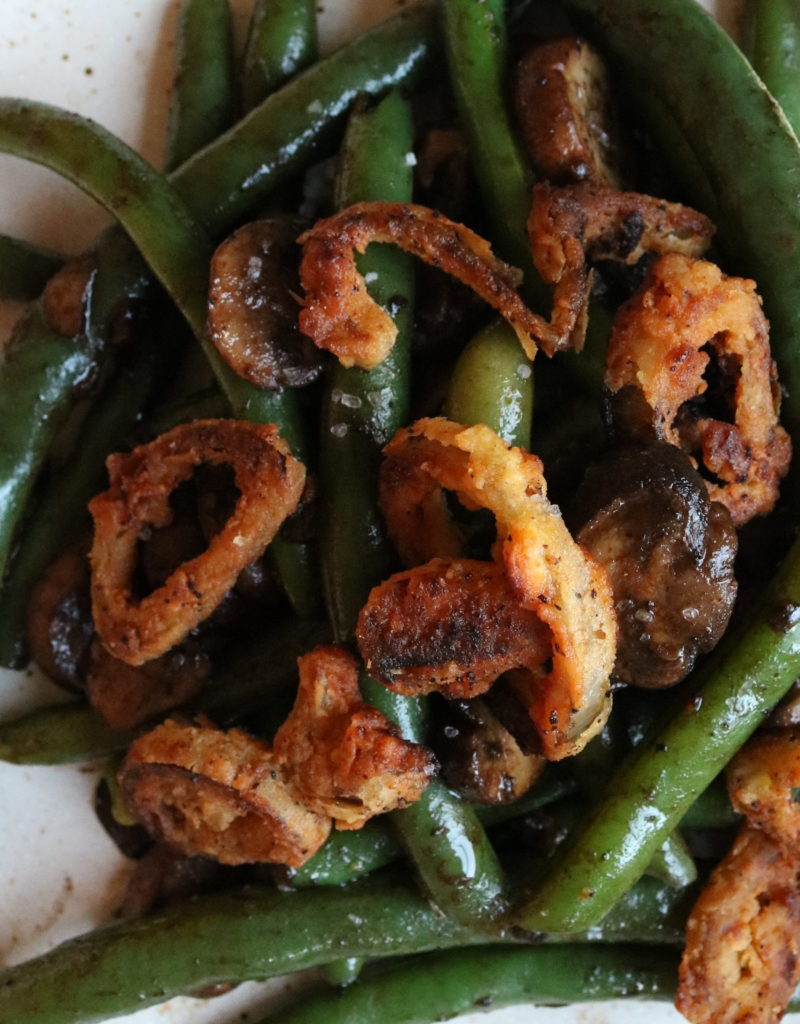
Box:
119, 719, 331, 867
527, 182, 714, 355
273, 646, 435, 830
378, 418, 615, 760
676, 826, 800, 1024
298, 201, 551, 367
89, 419, 305, 666
606, 253, 792, 525
727, 730, 800, 847
357, 558, 551, 699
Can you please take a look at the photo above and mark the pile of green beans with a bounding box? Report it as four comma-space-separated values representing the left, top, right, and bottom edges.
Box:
4, 0, 800, 1022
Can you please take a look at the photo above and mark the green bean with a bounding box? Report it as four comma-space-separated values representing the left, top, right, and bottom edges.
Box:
0, 338, 162, 669
320, 90, 414, 641
0, 702, 133, 766
0, 870, 694, 1024
0, 618, 328, 765
440, 0, 544, 308
289, 771, 577, 887
443, 319, 533, 446
746, 0, 800, 138
241, 0, 318, 111
164, 0, 236, 172
268, 944, 681, 1024
679, 776, 739, 830
514, 532, 800, 933
0, 234, 64, 302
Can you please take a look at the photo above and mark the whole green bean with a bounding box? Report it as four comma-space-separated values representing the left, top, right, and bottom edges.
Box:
746, 0, 800, 138
268, 944, 681, 1024
321, 90, 414, 641
441, 0, 543, 307
443, 319, 533, 446
515, 533, 800, 933
321, 957, 364, 987
0, 234, 64, 302
0, 618, 329, 765
0, 870, 693, 1024
241, 0, 318, 111
164, 0, 236, 171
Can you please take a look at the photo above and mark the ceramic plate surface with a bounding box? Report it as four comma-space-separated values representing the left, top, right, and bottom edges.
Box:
0, 2, 790, 1023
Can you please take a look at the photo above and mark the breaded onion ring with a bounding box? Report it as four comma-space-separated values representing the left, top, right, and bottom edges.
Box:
274, 645, 435, 830
528, 182, 714, 355
606, 253, 792, 525
727, 729, 800, 847
676, 826, 800, 1024
298, 201, 552, 367
379, 418, 615, 760
119, 720, 331, 867
89, 419, 305, 665
357, 558, 551, 699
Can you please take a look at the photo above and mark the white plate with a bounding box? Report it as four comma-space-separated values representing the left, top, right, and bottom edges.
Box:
0, 2, 788, 1023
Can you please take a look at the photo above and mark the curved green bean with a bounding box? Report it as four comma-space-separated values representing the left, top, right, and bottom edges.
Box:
0, 234, 64, 301
746, 0, 800, 138
268, 944, 680, 1024
241, 0, 318, 111
0, 870, 693, 1024
164, 0, 236, 171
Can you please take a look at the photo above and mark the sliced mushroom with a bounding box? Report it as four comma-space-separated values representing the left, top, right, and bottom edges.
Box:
208, 217, 325, 390
514, 37, 626, 187
431, 696, 544, 804
572, 441, 737, 688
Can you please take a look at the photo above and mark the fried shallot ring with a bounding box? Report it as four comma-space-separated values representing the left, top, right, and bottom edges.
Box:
379, 418, 615, 760
89, 419, 305, 666
119, 719, 331, 867
676, 826, 800, 1024
357, 558, 551, 699
528, 182, 714, 355
298, 201, 553, 367
727, 729, 800, 847
606, 253, 792, 525
273, 645, 435, 830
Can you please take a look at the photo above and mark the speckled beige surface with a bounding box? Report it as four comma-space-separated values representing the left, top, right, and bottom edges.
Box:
0, 2, 792, 1023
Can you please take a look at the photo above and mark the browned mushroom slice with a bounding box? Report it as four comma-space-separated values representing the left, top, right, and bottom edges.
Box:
572, 442, 737, 688
676, 826, 800, 1024
514, 37, 625, 187
118, 844, 227, 919
120, 719, 331, 867
26, 544, 94, 693
208, 217, 325, 390
357, 558, 551, 700
273, 645, 435, 830
87, 638, 211, 731
432, 696, 544, 804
